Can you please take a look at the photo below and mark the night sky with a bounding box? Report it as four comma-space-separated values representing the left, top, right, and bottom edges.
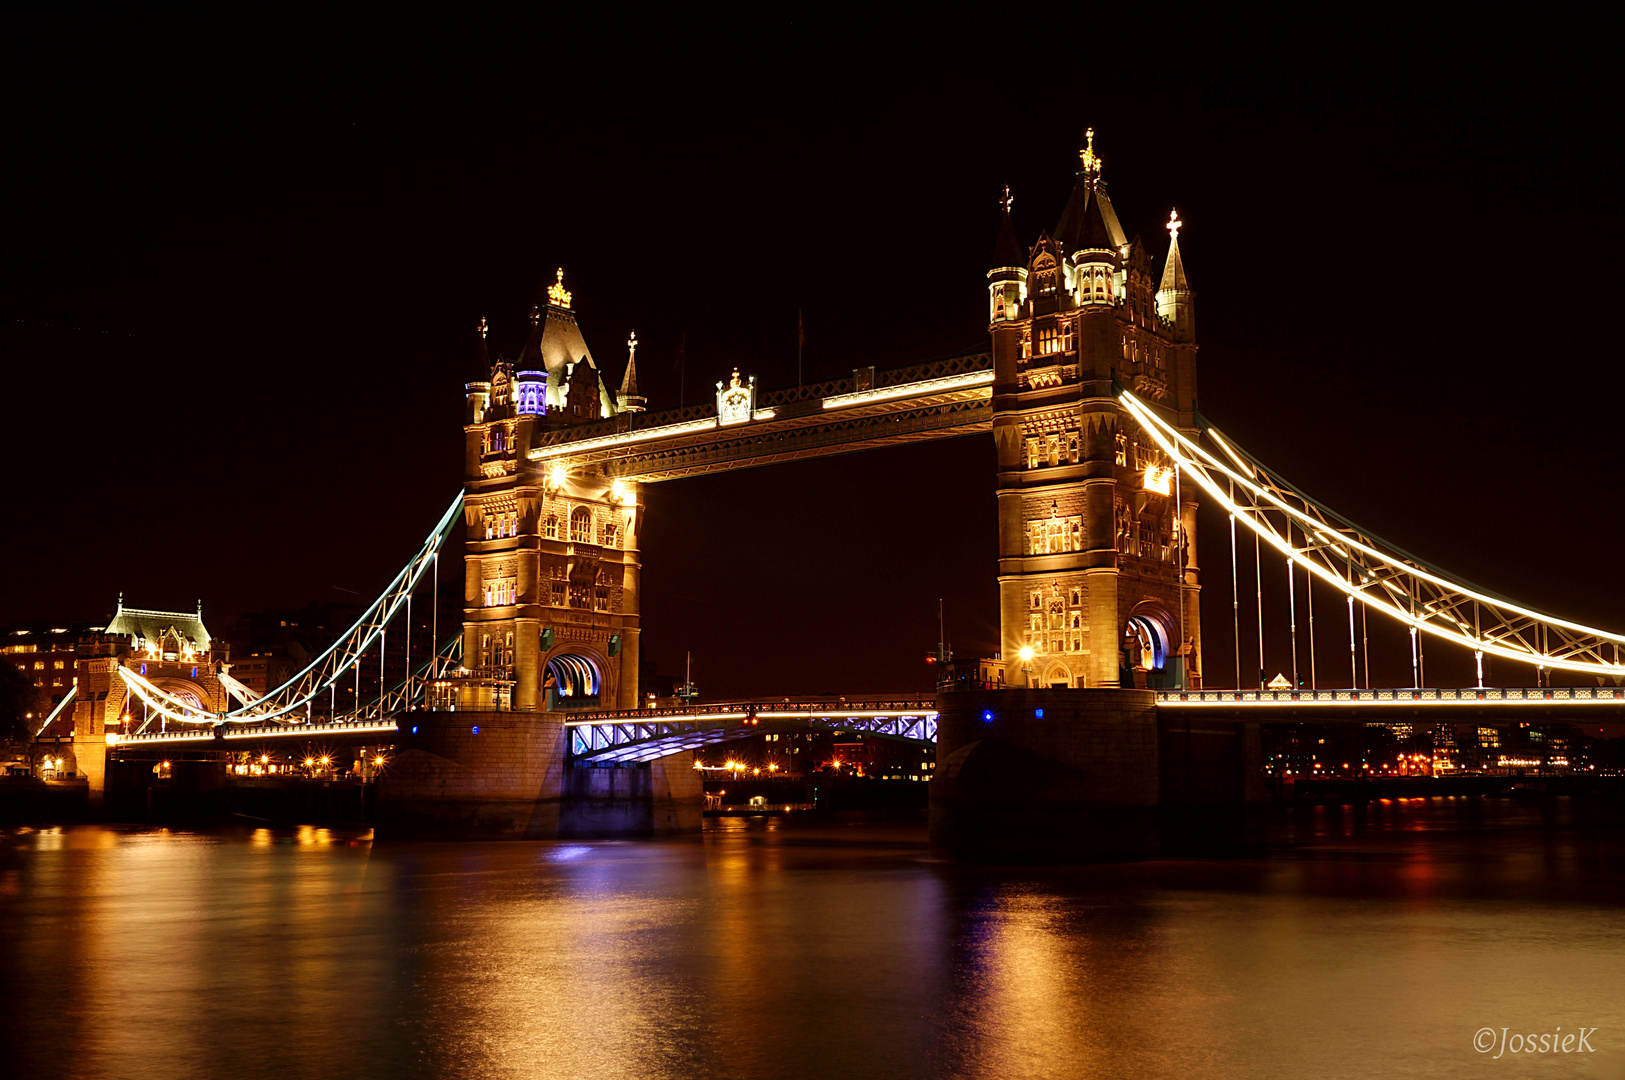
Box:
3, 15, 1620, 697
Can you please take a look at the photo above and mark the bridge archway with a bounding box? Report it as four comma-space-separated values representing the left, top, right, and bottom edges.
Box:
1123, 604, 1176, 677
544, 652, 603, 710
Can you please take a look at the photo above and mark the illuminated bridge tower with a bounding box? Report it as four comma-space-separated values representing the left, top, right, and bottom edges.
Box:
461, 271, 642, 712
989, 131, 1202, 689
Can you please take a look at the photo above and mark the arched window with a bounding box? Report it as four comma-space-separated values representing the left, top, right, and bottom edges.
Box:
570, 507, 592, 544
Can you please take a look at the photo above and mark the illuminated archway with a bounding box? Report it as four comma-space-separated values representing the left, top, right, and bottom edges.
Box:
1041, 661, 1073, 689
544, 653, 602, 706
1123, 606, 1175, 672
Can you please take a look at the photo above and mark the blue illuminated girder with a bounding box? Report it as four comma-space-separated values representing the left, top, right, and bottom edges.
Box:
565, 702, 939, 763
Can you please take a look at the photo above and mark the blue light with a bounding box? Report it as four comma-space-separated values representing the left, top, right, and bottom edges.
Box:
411, 726, 419, 735
1035, 708, 1044, 718
982, 710, 994, 723
472, 725, 480, 735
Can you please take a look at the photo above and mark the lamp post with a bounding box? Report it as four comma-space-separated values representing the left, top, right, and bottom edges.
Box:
1018, 645, 1035, 689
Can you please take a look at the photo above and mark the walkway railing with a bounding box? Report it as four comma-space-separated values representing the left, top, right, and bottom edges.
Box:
1158, 686, 1625, 706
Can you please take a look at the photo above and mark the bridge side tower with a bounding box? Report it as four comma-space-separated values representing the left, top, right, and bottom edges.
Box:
990, 132, 1202, 688
461, 271, 642, 712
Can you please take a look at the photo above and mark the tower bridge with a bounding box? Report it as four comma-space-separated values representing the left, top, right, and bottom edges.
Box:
84, 131, 1623, 854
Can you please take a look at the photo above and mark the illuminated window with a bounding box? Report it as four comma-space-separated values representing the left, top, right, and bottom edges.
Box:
569, 584, 591, 608
550, 582, 566, 606
1067, 432, 1080, 463
603, 523, 619, 549
1070, 588, 1082, 607
1037, 325, 1059, 355
544, 515, 558, 540
485, 516, 494, 540
1114, 433, 1127, 466
595, 588, 610, 611
570, 507, 592, 544
52, 660, 64, 669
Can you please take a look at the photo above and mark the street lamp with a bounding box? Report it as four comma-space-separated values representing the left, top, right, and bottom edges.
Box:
1018, 645, 1035, 688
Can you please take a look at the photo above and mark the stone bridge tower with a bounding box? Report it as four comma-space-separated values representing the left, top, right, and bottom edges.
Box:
989, 131, 1202, 689
460, 271, 642, 712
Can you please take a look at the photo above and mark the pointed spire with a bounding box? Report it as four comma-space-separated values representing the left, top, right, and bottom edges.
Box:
472, 315, 492, 380
991, 184, 1023, 268
617, 330, 647, 413
1055, 127, 1126, 255
1159, 210, 1189, 292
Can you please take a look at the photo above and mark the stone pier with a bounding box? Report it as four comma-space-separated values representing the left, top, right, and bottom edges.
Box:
930, 688, 1263, 862
376, 710, 702, 840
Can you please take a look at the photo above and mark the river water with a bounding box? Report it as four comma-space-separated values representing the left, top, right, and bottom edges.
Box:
3, 799, 1623, 1080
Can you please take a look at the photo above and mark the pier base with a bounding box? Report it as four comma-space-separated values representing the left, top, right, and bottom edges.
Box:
931, 689, 1262, 862
376, 710, 701, 840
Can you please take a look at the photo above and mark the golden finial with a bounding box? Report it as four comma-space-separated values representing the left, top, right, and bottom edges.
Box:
547, 267, 572, 308
477, 315, 488, 339
1079, 127, 1101, 178
1167, 209, 1182, 240
1001, 183, 1013, 214
627, 329, 638, 358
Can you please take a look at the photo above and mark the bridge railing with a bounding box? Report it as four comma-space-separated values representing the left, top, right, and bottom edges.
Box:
1158, 687, 1625, 706
561, 698, 939, 724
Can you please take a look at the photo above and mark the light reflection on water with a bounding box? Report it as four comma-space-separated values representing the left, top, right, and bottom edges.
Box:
2, 801, 1624, 1080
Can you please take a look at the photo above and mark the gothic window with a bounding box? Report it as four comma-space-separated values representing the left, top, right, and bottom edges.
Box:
595, 588, 609, 611
1031, 590, 1042, 610
1067, 431, 1080, 463
570, 507, 592, 544
603, 523, 619, 549
569, 583, 591, 608
485, 516, 494, 540
1045, 435, 1060, 466
545, 515, 558, 540
1037, 325, 1059, 356
495, 633, 513, 668
479, 634, 491, 667
1069, 517, 1083, 550
1070, 587, 1082, 607
550, 582, 566, 606
1115, 433, 1128, 466
1020, 330, 1032, 360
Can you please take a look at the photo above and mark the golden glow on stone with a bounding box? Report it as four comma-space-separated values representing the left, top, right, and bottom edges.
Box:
547, 268, 572, 308
1167, 209, 1182, 240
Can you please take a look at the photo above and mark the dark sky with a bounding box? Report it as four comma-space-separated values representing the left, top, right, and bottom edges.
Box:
3, 14, 1620, 695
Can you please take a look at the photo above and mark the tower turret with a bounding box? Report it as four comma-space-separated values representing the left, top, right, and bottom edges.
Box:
465, 316, 492, 425
988, 185, 1028, 327
1054, 129, 1125, 308
617, 330, 647, 413
1156, 210, 1195, 342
